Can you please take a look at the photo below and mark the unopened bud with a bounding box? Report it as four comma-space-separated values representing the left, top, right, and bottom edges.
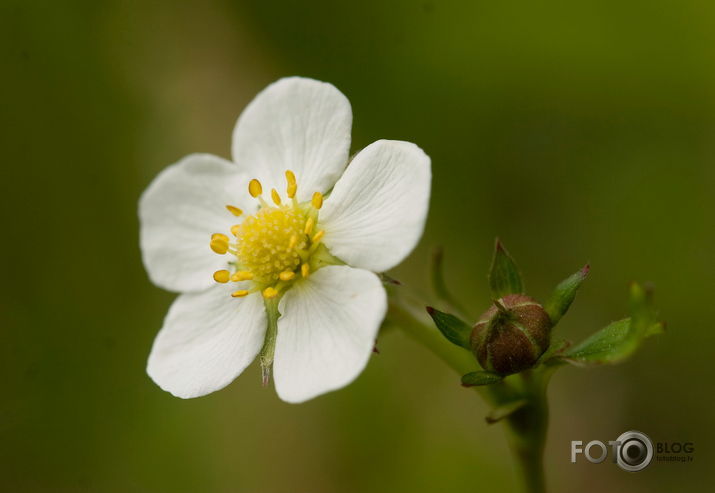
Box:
470, 294, 551, 375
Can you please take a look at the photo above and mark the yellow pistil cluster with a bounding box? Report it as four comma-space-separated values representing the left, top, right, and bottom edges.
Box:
209, 170, 325, 300
233, 206, 306, 280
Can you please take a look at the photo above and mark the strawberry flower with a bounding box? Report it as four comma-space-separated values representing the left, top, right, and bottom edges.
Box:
140, 77, 431, 403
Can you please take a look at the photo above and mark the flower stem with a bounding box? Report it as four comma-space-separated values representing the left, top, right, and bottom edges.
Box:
386, 298, 476, 375
259, 297, 281, 385
501, 372, 548, 493
386, 295, 549, 493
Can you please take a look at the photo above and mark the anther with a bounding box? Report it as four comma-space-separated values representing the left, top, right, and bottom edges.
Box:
301, 263, 310, 278
262, 287, 279, 299
249, 179, 263, 197
279, 271, 296, 281
288, 235, 298, 249
230, 224, 241, 236
271, 188, 282, 206
311, 192, 323, 210
231, 271, 254, 282
213, 270, 230, 283
231, 290, 250, 298
285, 170, 297, 198
210, 233, 229, 254
225, 205, 243, 217
304, 217, 314, 235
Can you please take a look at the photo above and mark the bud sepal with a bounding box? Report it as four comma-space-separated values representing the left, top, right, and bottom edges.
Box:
426, 306, 471, 349
488, 239, 524, 299
544, 264, 590, 327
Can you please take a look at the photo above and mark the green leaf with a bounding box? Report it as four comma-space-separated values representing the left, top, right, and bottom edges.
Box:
535, 338, 572, 366
544, 265, 589, 326
426, 306, 472, 349
485, 399, 528, 424
560, 282, 664, 367
488, 239, 524, 298
461, 371, 503, 387
562, 318, 633, 365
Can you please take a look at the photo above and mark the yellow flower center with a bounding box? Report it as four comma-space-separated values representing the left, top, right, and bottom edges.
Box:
234, 206, 307, 282
209, 170, 328, 299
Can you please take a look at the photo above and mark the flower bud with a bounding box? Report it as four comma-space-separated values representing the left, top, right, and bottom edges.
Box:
470, 294, 551, 375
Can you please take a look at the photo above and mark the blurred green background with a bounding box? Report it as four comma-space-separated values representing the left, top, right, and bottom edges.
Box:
2, 0, 714, 491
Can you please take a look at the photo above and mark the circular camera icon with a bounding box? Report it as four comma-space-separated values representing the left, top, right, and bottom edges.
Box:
616, 431, 653, 472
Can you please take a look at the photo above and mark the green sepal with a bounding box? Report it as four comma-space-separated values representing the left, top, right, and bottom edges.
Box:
430, 247, 469, 317
426, 306, 471, 349
379, 273, 401, 285
544, 265, 590, 327
488, 239, 524, 298
485, 399, 528, 424
559, 282, 664, 367
461, 370, 503, 387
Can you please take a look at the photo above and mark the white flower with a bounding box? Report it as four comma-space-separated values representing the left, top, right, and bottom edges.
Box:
140, 77, 431, 403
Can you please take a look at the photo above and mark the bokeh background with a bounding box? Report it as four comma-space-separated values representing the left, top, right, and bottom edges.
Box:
2, 0, 714, 491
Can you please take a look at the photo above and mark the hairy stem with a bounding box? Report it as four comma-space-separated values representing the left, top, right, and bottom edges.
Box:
386, 298, 476, 375
502, 372, 548, 493
386, 295, 549, 493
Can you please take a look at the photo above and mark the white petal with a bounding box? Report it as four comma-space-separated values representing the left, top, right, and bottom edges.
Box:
139, 153, 254, 293
319, 140, 431, 272
147, 284, 266, 399
231, 77, 352, 202
273, 265, 386, 403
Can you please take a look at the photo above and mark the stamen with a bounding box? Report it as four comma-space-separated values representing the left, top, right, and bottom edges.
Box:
279, 271, 296, 281
311, 192, 323, 210
249, 179, 263, 197
262, 287, 279, 299
271, 188, 282, 206
231, 270, 254, 282
214, 174, 332, 297
285, 170, 297, 198
213, 270, 230, 283
210, 233, 229, 254
312, 230, 325, 243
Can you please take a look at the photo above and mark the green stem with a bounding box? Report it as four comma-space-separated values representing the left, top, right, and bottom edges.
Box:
259, 297, 281, 385
502, 372, 548, 493
386, 296, 549, 493
387, 298, 475, 375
